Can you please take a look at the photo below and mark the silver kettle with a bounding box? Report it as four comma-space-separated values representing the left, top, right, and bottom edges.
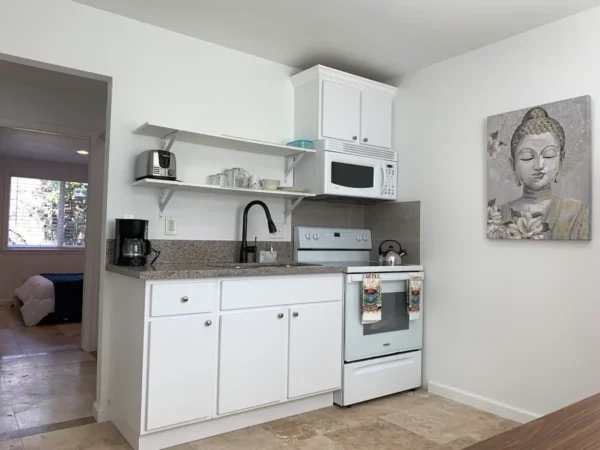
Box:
378, 240, 407, 266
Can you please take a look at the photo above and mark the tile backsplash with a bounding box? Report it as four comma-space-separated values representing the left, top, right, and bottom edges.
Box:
292, 200, 365, 229
365, 201, 420, 264
293, 199, 421, 264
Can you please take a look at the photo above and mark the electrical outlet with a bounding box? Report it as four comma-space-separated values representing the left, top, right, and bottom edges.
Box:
165, 216, 178, 235
269, 221, 284, 240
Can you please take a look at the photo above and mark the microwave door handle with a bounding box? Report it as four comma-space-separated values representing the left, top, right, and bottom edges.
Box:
380, 165, 385, 195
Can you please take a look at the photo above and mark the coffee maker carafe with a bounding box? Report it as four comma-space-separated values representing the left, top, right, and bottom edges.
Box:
115, 219, 151, 266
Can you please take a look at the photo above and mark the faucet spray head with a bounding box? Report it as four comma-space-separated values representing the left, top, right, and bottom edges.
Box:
267, 219, 277, 234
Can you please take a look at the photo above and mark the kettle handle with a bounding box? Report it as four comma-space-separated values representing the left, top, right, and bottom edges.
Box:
379, 240, 402, 255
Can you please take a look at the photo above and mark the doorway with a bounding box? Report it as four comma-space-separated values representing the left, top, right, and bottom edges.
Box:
0, 59, 110, 438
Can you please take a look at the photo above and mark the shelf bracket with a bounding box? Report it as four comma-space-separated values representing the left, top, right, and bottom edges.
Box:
161, 130, 179, 152
284, 153, 306, 182
159, 188, 175, 218
284, 197, 305, 223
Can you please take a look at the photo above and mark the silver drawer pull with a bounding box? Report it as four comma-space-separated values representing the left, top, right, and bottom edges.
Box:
277, 313, 284, 319
205, 320, 212, 327
181, 296, 189, 303
293, 312, 299, 318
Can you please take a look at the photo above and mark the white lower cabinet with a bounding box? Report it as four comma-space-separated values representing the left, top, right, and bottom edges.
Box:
217, 308, 287, 415
288, 302, 342, 399
146, 314, 216, 431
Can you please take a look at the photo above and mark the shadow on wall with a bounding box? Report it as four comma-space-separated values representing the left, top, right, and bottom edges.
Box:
292, 200, 421, 264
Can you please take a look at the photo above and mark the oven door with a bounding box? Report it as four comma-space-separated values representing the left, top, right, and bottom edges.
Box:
344, 273, 423, 362
323, 150, 393, 200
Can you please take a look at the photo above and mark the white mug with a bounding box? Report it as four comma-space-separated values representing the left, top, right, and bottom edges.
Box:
248, 175, 263, 189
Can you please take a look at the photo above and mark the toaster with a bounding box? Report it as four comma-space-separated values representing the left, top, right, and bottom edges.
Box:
134, 150, 177, 181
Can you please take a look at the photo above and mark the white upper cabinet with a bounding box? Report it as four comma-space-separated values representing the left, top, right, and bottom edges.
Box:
291, 65, 396, 150
360, 91, 392, 149
321, 80, 361, 143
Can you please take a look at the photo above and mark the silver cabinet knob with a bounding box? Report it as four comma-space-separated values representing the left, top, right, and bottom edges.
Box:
205, 320, 212, 327
277, 313, 284, 319
363, 138, 368, 143
293, 312, 299, 318
352, 136, 357, 140
181, 296, 189, 303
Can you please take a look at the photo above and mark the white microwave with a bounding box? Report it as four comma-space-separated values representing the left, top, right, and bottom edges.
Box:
294, 139, 397, 201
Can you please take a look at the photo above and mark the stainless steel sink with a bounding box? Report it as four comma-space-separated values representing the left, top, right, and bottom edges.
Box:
207, 262, 321, 269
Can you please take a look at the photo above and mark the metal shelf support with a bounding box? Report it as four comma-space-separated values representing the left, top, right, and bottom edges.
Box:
284, 197, 305, 223
284, 153, 306, 182
159, 188, 176, 218
161, 130, 179, 152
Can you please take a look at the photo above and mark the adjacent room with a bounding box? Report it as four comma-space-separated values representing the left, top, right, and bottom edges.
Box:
0, 1, 599, 449
0, 60, 108, 441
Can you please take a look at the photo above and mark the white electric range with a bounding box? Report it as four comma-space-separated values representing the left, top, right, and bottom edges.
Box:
294, 226, 424, 406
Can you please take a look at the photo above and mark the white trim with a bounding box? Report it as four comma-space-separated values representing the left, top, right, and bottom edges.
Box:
290, 65, 397, 96
93, 400, 110, 423
427, 381, 541, 424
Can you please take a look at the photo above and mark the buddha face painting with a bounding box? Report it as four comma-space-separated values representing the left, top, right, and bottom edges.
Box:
487, 97, 591, 241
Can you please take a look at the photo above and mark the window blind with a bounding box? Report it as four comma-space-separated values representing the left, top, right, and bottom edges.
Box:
8, 177, 88, 248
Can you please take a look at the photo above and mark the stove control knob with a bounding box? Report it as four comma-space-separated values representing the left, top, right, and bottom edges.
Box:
356, 235, 361, 241
305, 232, 311, 239
313, 233, 320, 240
362, 235, 368, 241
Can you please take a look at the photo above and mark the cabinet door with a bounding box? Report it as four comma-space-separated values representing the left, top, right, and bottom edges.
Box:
321, 80, 361, 142
146, 314, 215, 431
288, 302, 342, 399
360, 91, 392, 149
218, 308, 287, 415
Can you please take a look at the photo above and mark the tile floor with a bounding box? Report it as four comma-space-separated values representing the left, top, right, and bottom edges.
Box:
0, 306, 96, 445
0, 306, 520, 449
0, 389, 520, 449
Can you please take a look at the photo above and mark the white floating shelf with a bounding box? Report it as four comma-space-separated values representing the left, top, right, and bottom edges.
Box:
133, 122, 316, 158
132, 178, 315, 220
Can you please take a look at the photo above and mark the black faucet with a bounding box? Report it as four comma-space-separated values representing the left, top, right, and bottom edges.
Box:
240, 200, 277, 263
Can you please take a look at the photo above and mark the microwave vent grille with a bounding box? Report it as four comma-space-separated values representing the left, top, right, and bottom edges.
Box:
316, 139, 397, 161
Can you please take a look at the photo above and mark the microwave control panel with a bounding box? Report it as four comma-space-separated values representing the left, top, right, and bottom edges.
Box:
382, 164, 397, 198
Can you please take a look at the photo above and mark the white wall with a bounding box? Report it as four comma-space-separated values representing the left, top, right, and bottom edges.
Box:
0, 0, 298, 243
0, 156, 88, 300
0, 0, 301, 417
393, 7, 600, 418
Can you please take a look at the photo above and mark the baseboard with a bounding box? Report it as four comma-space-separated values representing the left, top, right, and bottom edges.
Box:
428, 381, 541, 424
93, 401, 110, 423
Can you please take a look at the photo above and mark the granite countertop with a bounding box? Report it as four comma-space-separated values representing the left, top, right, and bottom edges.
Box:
105, 262, 346, 280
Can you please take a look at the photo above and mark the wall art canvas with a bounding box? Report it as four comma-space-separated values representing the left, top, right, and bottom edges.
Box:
487, 96, 591, 240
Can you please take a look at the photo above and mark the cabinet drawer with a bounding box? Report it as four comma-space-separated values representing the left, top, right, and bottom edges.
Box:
342, 351, 422, 406
221, 275, 342, 310
150, 282, 217, 317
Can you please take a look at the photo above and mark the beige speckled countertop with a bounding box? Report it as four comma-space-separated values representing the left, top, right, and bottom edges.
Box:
105, 262, 346, 280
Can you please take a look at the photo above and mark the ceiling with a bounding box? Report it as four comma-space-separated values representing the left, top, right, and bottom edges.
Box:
0, 127, 90, 165
74, 0, 600, 81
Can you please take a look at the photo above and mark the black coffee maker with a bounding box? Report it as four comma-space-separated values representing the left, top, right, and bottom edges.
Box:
115, 219, 151, 266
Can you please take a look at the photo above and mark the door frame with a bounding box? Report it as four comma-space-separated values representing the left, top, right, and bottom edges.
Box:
0, 117, 105, 351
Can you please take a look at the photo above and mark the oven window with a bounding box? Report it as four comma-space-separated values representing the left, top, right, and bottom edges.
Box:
331, 162, 374, 188
363, 291, 409, 335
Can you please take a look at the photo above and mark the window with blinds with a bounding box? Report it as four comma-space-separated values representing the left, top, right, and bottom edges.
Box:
7, 177, 88, 248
